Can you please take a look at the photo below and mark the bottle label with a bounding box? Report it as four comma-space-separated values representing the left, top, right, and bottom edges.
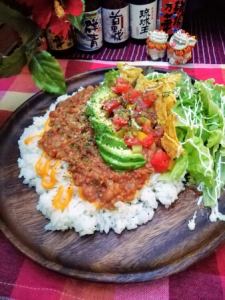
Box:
130, 2, 157, 39
102, 6, 129, 44
47, 29, 74, 51
76, 8, 103, 51
159, 0, 186, 35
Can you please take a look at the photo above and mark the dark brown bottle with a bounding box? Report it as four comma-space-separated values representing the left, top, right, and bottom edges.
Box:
46, 27, 75, 58
102, 0, 129, 47
76, 0, 103, 52
129, 0, 157, 43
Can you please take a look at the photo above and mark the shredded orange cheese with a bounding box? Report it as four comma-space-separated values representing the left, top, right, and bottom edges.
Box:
52, 186, 74, 211
24, 133, 43, 145
24, 119, 50, 145
35, 153, 59, 189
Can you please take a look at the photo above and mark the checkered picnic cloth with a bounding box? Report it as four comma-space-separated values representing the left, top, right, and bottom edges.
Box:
0, 60, 225, 300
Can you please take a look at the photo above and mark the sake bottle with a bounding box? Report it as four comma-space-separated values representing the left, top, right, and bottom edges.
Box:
102, 0, 129, 47
46, 27, 75, 58
76, 0, 103, 52
129, 0, 157, 42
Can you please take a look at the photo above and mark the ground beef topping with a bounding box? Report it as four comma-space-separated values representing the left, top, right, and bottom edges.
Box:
39, 87, 151, 209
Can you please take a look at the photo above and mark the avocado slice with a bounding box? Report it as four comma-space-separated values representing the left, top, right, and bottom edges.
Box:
99, 150, 146, 171
85, 74, 146, 171
96, 139, 146, 164
100, 133, 127, 149
86, 85, 113, 126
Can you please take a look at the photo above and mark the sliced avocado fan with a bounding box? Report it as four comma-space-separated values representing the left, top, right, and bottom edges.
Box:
85, 75, 146, 171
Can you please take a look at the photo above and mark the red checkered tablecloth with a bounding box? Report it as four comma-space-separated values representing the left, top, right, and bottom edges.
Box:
0, 60, 225, 300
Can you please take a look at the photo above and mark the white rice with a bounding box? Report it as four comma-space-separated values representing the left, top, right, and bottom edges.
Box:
18, 92, 184, 236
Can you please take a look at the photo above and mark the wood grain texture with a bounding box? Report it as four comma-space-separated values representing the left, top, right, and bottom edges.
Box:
0, 68, 225, 283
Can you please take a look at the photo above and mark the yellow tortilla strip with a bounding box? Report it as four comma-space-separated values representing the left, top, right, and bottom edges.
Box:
161, 133, 182, 159
117, 63, 143, 85
162, 82, 176, 111
161, 114, 183, 159
154, 75, 182, 159
135, 74, 162, 92
165, 94, 176, 113
166, 73, 182, 87
117, 64, 183, 159
155, 92, 167, 125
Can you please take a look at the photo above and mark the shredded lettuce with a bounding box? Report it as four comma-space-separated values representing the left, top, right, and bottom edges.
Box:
160, 152, 188, 181
170, 72, 225, 211
184, 136, 214, 187
111, 67, 225, 214
145, 72, 166, 80
194, 81, 224, 148
203, 149, 225, 207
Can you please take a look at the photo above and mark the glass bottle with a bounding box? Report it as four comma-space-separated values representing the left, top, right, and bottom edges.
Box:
129, 0, 157, 42
102, 0, 129, 47
157, 0, 187, 35
46, 27, 75, 58
76, 0, 103, 52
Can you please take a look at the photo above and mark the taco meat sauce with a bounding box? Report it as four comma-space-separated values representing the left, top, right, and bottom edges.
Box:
39, 87, 151, 209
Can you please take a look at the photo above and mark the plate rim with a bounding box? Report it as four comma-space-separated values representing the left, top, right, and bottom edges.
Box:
0, 67, 224, 283
1, 218, 224, 283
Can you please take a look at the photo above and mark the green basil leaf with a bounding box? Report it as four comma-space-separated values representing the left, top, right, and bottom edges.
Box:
67, 0, 85, 31
29, 51, 66, 94
0, 2, 40, 44
68, 14, 84, 31
0, 3, 41, 77
0, 46, 26, 77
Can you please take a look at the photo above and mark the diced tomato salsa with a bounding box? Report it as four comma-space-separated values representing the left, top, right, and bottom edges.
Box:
103, 99, 121, 114
102, 76, 171, 173
124, 136, 140, 147
112, 78, 131, 94
150, 150, 171, 173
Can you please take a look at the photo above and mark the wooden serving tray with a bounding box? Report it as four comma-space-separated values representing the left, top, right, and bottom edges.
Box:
0, 68, 225, 283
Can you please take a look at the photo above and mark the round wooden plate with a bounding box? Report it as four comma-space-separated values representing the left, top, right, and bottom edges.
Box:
0, 68, 225, 283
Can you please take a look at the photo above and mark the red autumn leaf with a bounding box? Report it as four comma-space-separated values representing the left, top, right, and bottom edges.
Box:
64, 0, 84, 16
49, 14, 71, 38
16, 0, 84, 38
32, 0, 53, 30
